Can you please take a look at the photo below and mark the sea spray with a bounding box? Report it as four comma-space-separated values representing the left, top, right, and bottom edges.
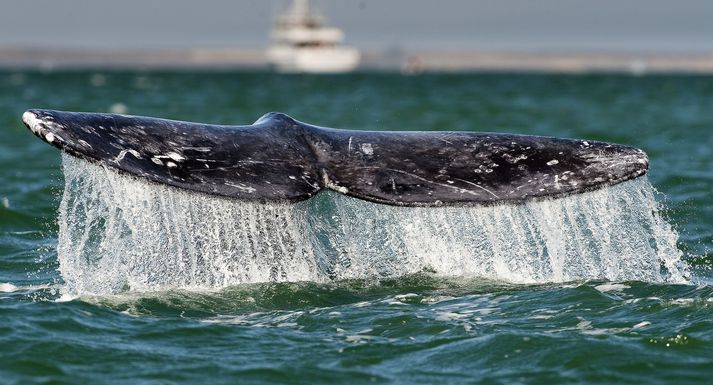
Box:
58, 154, 687, 294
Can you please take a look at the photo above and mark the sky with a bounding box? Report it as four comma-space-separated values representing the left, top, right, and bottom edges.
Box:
2, 0, 713, 52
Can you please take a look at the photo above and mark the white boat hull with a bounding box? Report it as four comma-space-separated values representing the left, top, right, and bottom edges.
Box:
268, 46, 360, 74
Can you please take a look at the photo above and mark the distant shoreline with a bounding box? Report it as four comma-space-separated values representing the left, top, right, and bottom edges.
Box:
1, 47, 713, 74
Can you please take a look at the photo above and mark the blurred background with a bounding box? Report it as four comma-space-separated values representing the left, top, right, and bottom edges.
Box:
1, 0, 713, 73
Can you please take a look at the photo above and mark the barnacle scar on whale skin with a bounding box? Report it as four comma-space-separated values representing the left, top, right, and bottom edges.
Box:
22, 109, 648, 207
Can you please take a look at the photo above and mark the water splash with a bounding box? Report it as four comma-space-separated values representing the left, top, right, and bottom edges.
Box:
58, 154, 687, 294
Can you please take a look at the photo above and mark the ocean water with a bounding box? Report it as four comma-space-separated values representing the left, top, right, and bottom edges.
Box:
1, 71, 712, 384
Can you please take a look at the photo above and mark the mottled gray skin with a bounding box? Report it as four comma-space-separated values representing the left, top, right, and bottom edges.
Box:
22, 109, 648, 206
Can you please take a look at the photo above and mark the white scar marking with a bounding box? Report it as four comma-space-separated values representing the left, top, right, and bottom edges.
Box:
512, 154, 528, 163
321, 170, 349, 194
115, 149, 141, 162
167, 152, 186, 162
22, 111, 42, 134
356, 166, 499, 199
225, 182, 256, 193
438, 134, 454, 145
451, 177, 500, 198
181, 147, 211, 152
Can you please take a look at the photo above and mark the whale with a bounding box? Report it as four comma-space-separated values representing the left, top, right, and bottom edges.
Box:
21, 109, 648, 206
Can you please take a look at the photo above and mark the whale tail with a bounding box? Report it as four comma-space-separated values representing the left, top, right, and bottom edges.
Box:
22, 109, 648, 206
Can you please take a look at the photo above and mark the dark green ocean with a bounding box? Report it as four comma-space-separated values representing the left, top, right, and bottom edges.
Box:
1, 71, 712, 384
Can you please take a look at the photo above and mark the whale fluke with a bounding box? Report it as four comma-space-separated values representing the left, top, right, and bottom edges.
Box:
22, 109, 648, 206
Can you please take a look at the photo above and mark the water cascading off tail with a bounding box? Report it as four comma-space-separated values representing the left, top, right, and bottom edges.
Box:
58, 154, 687, 295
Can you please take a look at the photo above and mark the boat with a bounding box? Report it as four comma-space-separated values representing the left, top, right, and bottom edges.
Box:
267, 0, 360, 73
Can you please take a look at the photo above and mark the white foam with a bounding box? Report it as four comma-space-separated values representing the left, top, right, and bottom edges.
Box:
595, 283, 631, 293
0, 283, 17, 293
55, 293, 79, 303
57, 154, 688, 295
